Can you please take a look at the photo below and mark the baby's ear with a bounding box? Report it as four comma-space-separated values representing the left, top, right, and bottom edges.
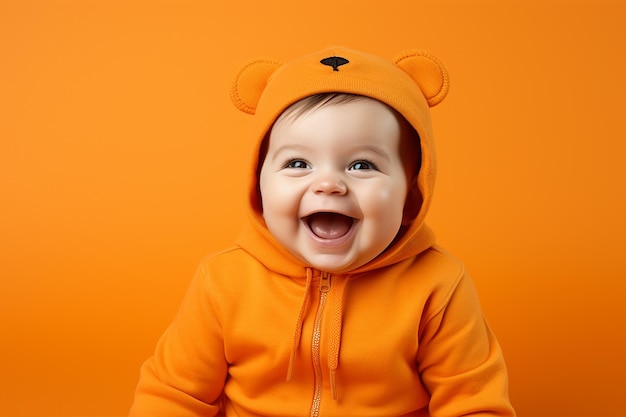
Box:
393, 50, 449, 107
230, 58, 283, 115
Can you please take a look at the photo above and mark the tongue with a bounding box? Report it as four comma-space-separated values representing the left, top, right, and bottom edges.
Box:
308, 213, 353, 239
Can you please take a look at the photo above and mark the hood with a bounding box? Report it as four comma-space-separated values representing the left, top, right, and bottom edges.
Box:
230, 46, 449, 277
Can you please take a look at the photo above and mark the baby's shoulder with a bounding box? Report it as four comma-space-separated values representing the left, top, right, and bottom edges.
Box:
410, 244, 466, 282
198, 246, 262, 274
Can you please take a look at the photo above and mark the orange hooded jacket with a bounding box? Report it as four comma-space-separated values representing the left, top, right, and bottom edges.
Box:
129, 46, 516, 417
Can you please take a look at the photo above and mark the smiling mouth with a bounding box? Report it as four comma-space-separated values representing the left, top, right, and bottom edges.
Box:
304, 212, 355, 239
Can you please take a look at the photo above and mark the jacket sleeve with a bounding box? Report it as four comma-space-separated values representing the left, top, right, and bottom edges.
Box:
129, 260, 227, 416
416, 270, 516, 417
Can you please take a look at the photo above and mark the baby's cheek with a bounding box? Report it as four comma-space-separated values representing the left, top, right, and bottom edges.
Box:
262, 186, 299, 219
260, 181, 285, 208
368, 188, 406, 228
370, 188, 401, 212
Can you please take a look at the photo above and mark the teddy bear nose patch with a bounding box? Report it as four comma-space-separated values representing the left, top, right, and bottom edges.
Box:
320, 56, 349, 71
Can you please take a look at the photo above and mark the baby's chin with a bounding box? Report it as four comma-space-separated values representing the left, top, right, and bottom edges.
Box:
298, 252, 374, 274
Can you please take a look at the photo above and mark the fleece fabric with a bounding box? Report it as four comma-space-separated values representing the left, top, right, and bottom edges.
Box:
129, 46, 516, 417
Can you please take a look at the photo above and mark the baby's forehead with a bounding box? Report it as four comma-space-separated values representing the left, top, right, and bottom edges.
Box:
272, 94, 417, 143
271, 98, 400, 139
278, 93, 370, 120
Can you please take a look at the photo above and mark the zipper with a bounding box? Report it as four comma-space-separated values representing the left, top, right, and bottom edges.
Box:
310, 272, 331, 417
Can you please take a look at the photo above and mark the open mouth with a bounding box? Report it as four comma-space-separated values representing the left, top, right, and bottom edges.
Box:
304, 212, 355, 240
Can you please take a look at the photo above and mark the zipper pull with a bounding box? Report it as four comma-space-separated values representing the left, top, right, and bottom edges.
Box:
320, 272, 331, 293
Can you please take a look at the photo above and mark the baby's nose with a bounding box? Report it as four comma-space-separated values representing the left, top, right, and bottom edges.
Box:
311, 175, 348, 195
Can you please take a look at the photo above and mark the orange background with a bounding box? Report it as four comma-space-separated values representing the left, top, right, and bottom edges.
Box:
1, 1, 625, 416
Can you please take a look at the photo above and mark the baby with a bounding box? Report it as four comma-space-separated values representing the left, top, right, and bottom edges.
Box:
129, 46, 516, 417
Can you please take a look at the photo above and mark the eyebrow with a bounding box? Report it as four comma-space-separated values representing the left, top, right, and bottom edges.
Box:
353, 145, 392, 162
269, 144, 392, 162
269, 144, 311, 162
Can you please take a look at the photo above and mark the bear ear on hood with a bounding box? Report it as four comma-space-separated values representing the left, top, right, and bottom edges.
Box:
230, 58, 282, 115
393, 50, 449, 107
229, 48, 449, 114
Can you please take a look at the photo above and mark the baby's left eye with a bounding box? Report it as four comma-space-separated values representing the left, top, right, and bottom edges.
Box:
285, 159, 310, 169
349, 160, 376, 170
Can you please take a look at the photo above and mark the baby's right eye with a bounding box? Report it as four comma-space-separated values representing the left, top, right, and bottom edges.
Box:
285, 159, 310, 169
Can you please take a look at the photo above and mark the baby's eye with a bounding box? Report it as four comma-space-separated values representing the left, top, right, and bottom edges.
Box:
349, 160, 377, 170
285, 159, 310, 169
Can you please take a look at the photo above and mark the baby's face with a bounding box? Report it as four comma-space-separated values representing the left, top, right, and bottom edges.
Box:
259, 98, 411, 272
